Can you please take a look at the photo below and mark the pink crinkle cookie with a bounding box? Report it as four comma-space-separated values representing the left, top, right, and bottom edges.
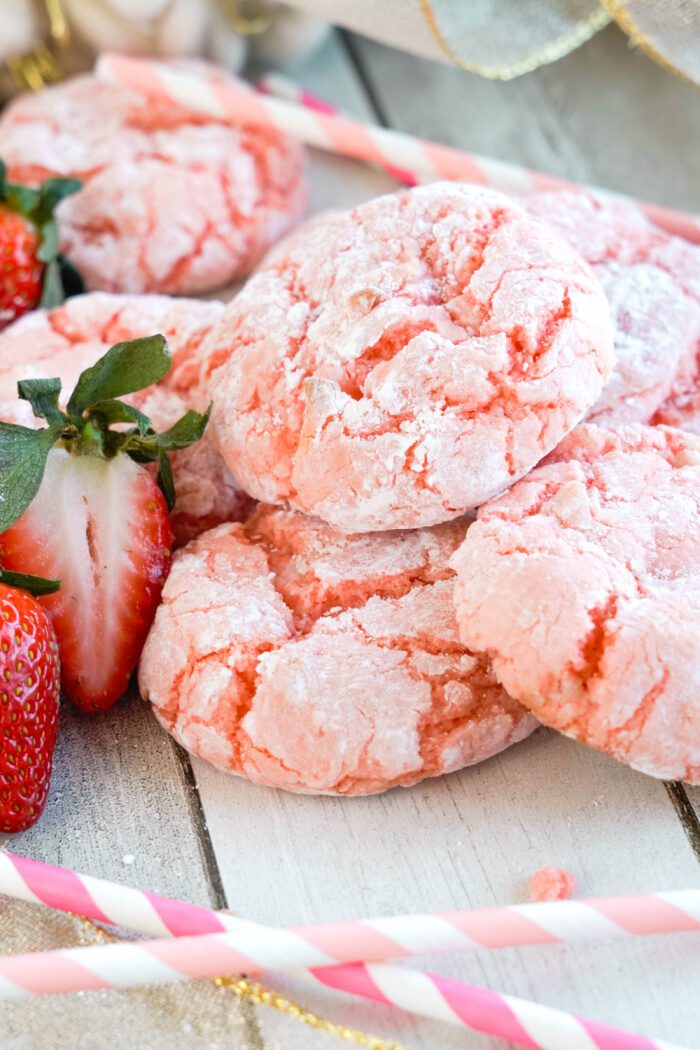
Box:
451, 423, 700, 783
0, 292, 254, 545
525, 191, 700, 425
139, 505, 536, 795
0, 69, 306, 295
200, 183, 613, 532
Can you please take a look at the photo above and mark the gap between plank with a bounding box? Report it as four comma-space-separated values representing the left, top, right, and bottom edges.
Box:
664, 782, 700, 864
169, 740, 266, 1048
338, 30, 392, 126
169, 738, 228, 909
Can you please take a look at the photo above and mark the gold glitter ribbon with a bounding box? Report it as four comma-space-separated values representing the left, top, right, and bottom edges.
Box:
0, 886, 405, 1049
215, 977, 406, 1049
4, 0, 69, 93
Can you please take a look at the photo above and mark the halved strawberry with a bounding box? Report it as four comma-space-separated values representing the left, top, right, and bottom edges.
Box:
1, 453, 172, 711
0, 335, 209, 713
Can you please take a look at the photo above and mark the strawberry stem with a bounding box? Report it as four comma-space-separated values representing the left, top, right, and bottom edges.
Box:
0, 335, 210, 530
74, 418, 105, 457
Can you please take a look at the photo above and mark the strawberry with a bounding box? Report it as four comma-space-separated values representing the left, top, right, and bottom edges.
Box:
2, 453, 172, 713
0, 335, 210, 713
0, 160, 81, 330
0, 569, 61, 833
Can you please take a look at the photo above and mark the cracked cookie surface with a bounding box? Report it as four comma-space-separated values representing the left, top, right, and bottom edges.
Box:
201, 183, 613, 531
139, 505, 536, 795
451, 423, 700, 783
0, 70, 307, 295
526, 191, 700, 426
0, 292, 254, 544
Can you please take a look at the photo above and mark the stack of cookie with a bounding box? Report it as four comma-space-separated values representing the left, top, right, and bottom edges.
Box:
0, 69, 698, 793
140, 178, 696, 792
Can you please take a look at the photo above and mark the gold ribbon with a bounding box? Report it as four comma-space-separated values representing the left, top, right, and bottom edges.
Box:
416, 0, 700, 84
601, 0, 700, 85
217, 0, 274, 36
417, 0, 612, 80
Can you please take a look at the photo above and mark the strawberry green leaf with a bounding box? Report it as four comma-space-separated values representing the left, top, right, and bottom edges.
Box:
4, 183, 39, 216
35, 177, 82, 223
0, 159, 6, 196
17, 377, 64, 424
157, 447, 176, 511
88, 399, 152, 435
67, 335, 171, 416
40, 258, 66, 309
0, 568, 60, 596
36, 220, 58, 264
155, 405, 211, 451
0, 422, 61, 533
117, 435, 158, 461
35, 180, 80, 267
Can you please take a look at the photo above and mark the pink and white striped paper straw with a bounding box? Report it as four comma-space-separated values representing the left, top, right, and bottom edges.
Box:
96, 52, 700, 244
318, 965, 687, 1050
0, 928, 687, 1050
2, 851, 698, 961
0, 931, 687, 1050
0, 853, 695, 1049
258, 72, 418, 186
258, 72, 339, 115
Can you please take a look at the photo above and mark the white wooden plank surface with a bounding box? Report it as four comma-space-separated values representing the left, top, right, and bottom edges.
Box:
191, 30, 700, 1050
14, 689, 215, 903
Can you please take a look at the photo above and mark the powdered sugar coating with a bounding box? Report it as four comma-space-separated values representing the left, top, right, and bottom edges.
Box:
451, 423, 700, 783
525, 191, 700, 425
0, 71, 307, 295
139, 506, 535, 795
202, 183, 613, 532
653, 389, 700, 435
0, 293, 253, 544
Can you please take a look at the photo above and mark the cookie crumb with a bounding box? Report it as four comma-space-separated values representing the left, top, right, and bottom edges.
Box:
529, 866, 576, 902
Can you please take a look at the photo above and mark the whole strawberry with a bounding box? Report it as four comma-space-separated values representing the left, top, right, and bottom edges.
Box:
0, 335, 209, 713
0, 160, 81, 329
0, 570, 61, 834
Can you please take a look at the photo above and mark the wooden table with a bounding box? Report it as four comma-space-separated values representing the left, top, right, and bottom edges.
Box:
10, 24, 700, 1050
